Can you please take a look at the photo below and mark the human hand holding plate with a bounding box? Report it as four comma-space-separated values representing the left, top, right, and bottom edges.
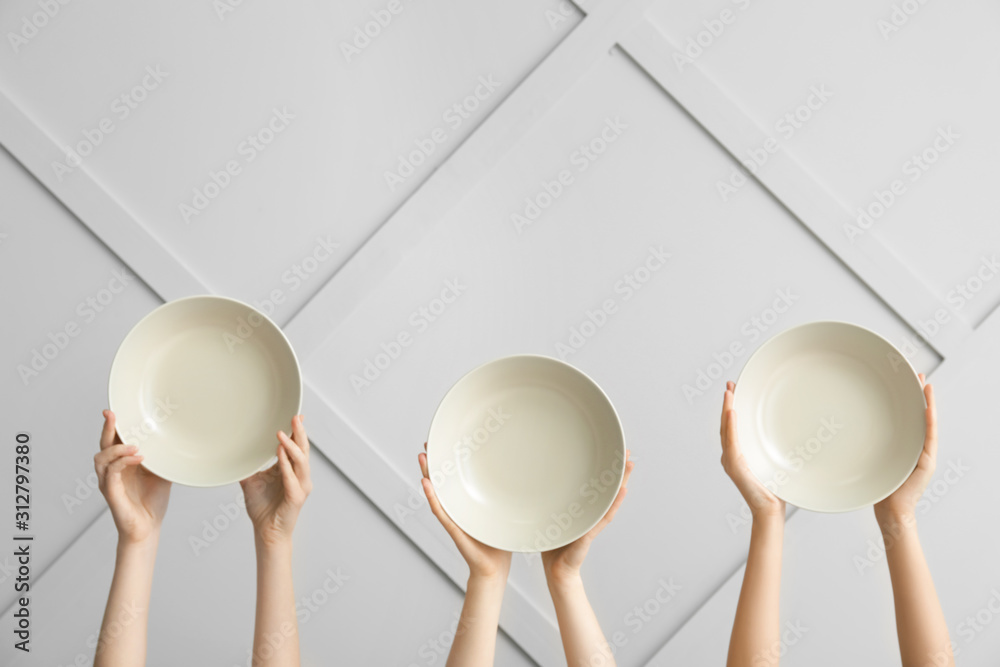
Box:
95, 409, 172, 545
240, 414, 312, 549
419, 443, 512, 583
541, 451, 634, 588
874, 375, 937, 525
720, 382, 785, 520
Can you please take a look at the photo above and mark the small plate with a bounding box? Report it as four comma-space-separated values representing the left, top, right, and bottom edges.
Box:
108, 295, 302, 487
426, 355, 625, 552
734, 321, 926, 512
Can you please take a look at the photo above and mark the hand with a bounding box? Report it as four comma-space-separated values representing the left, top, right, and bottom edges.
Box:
96, 410, 172, 545
418, 443, 512, 582
875, 375, 937, 524
720, 381, 785, 520
541, 451, 634, 587
241, 415, 312, 548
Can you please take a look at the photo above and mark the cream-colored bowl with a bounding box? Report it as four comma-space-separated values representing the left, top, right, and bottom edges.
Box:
427, 355, 625, 552
108, 295, 301, 487
734, 321, 926, 512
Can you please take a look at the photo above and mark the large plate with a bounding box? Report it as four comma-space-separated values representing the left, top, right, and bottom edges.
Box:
426, 355, 626, 552
734, 321, 926, 512
108, 295, 302, 487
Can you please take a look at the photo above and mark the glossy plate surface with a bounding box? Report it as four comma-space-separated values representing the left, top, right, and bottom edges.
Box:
108, 295, 302, 487
734, 321, 926, 512
427, 355, 625, 552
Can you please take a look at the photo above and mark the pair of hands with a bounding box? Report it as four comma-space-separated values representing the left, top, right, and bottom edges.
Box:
417, 444, 635, 586
95, 410, 312, 548
719, 374, 940, 524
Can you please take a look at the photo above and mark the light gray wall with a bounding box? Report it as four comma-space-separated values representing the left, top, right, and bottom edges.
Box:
1, 0, 998, 665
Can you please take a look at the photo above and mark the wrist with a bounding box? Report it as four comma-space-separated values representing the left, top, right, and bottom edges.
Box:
118, 530, 160, 553
751, 507, 785, 527
874, 508, 919, 541
468, 569, 508, 589
545, 567, 584, 596
255, 532, 294, 555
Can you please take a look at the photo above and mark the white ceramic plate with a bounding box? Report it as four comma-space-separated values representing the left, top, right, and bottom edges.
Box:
426, 355, 626, 552
108, 295, 302, 487
734, 321, 926, 512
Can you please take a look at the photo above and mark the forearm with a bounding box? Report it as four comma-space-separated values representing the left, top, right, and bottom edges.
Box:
95, 536, 158, 667
447, 574, 506, 667
252, 538, 300, 667
728, 514, 784, 667
548, 573, 614, 667
877, 510, 954, 667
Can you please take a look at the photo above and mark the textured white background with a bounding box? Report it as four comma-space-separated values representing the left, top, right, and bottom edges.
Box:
1, 0, 998, 665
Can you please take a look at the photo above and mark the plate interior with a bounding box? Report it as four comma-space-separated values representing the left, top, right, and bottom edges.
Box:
735, 322, 925, 512
427, 356, 625, 551
109, 297, 301, 486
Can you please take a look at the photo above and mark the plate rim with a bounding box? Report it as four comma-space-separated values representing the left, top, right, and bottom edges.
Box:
107, 294, 303, 488
426, 353, 627, 552
733, 319, 927, 513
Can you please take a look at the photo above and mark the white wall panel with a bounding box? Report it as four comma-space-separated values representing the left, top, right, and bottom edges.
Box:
1, 0, 997, 665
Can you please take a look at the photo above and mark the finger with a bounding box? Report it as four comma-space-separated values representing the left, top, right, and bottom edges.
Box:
278, 430, 307, 467
106, 454, 144, 477
723, 407, 740, 458
918, 372, 926, 386
720, 387, 734, 439
591, 463, 634, 535
95, 444, 139, 477
279, 431, 311, 490
100, 410, 118, 450
923, 383, 938, 459
423, 441, 428, 452
418, 451, 429, 479
277, 444, 302, 499
421, 477, 466, 545
620, 455, 634, 490
291, 414, 309, 455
